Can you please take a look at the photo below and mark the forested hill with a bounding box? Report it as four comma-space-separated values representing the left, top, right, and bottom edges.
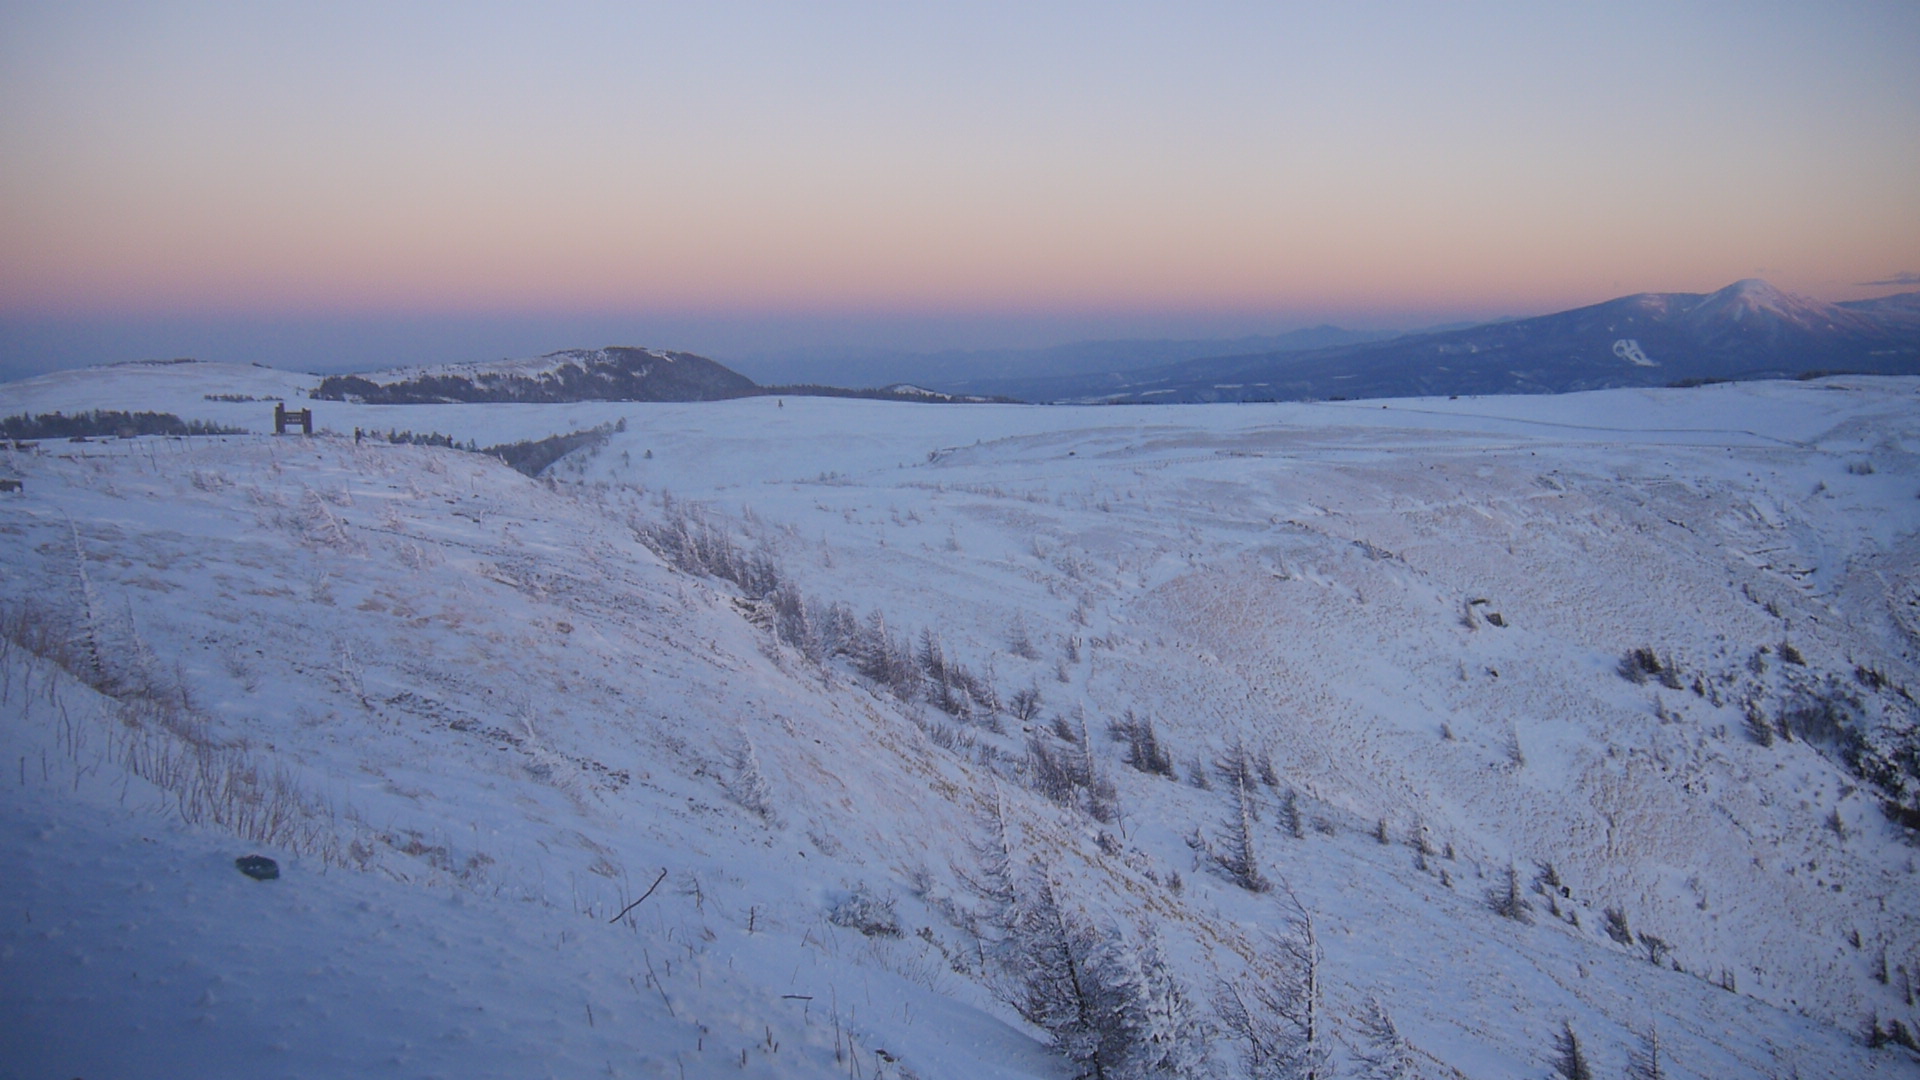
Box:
313, 346, 758, 404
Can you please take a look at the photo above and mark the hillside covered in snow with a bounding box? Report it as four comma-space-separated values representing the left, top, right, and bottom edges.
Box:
1004, 280, 1920, 404
3, 368, 1919, 1078
312, 347, 761, 404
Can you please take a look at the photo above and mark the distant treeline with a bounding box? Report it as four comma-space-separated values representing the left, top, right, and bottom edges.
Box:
374, 429, 474, 450
480, 421, 620, 477
1, 410, 246, 440
359, 423, 617, 477
758, 384, 1022, 404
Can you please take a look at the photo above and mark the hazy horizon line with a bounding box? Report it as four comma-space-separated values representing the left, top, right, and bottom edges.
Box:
4, 274, 1915, 383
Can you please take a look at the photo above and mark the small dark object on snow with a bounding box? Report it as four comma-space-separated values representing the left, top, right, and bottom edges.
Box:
235, 854, 280, 880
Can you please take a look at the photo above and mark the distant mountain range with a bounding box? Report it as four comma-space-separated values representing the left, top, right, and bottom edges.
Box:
1012, 280, 1920, 403
726, 325, 1398, 394
308, 346, 1015, 406
258, 281, 1920, 408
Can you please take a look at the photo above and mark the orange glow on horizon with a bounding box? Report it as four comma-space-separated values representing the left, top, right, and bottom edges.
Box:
2, 4, 1915, 330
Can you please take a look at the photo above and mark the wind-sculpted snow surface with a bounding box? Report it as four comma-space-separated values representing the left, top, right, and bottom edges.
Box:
2, 374, 1918, 1078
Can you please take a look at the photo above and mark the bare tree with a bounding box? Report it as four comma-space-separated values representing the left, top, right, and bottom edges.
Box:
1011, 685, 1043, 723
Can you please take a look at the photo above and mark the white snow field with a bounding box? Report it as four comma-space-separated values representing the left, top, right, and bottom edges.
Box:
2, 362, 1919, 1078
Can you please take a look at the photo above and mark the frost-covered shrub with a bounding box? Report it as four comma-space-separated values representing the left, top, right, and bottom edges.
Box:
1488, 864, 1529, 922
1008, 615, 1040, 660
634, 504, 781, 600
726, 736, 778, 824
1604, 906, 1635, 946
1618, 647, 1683, 689
829, 882, 901, 938
1011, 685, 1043, 723
1619, 647, 1662, 684
1867, 1016, 1919, 1052
1777, 681, 1864, 749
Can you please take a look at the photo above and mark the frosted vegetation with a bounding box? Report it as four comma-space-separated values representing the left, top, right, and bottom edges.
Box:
2, 362, 1918, 1077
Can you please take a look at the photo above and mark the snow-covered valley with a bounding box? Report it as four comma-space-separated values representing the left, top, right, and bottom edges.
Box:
3, 364, 1919, 1078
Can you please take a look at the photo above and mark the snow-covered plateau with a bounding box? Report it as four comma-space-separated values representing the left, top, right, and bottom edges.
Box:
3, 363, 1919, 1078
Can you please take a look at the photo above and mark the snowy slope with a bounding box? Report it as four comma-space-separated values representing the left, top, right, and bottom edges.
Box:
3, 373, 1919, 1078
357, 347, 650, 385
0, 358, 320, 419
1073, 280, 1920, 403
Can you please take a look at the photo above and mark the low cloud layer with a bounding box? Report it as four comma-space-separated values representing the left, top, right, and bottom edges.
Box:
1858, 271, 1920, 287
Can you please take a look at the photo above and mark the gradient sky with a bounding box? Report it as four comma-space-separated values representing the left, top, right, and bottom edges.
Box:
3, 1, 1918, 375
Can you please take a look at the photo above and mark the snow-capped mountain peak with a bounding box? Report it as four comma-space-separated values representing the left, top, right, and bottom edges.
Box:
1683, 278, 1877, 334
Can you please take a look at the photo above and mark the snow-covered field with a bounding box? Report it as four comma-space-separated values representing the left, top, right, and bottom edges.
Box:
3, 361, 1918, 1078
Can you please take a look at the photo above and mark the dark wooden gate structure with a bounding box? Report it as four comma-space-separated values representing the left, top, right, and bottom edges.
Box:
274, 403, 313, 435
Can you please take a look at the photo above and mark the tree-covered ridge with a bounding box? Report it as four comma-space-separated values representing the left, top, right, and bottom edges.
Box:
312, 348, 757, 404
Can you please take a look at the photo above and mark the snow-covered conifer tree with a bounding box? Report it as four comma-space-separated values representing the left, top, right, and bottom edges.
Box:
1216, 774, 1270, 892
1625, 1024, 1666, 1080
1216, 885, 1323, 1078
1352, 996, 1413, 1080
1279, 786, 1304, 840
1551, 1020, 1593, 1080
1006, 874, 1141, 1079
726, 735, 777, 824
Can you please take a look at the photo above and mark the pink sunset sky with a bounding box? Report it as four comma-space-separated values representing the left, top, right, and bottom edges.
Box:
2, 2, 1916, 374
